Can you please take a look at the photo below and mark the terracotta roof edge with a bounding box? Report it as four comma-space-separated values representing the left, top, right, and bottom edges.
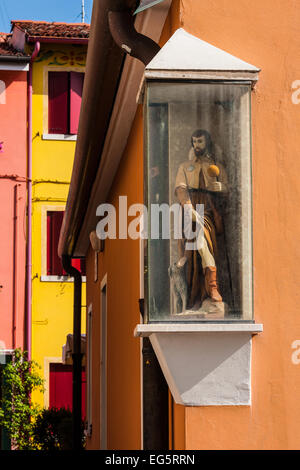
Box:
11, 20, 90, 27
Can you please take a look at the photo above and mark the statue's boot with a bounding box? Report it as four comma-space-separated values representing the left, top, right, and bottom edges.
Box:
205, 266, 222, 302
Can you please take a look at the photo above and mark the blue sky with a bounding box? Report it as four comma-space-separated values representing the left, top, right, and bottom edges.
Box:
0, 0, 93, 33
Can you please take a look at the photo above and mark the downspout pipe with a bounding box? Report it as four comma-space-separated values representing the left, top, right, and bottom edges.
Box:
62, 255, 83, 451
108, 10, 160, 66
12, 184, 20, 349
26, 40, 40, 359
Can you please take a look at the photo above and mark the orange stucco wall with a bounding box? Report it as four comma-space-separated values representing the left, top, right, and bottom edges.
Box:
179, 0, 300, 450
86, 0, 300, 450
86, 107, 144, 450
0, 71, 27, 350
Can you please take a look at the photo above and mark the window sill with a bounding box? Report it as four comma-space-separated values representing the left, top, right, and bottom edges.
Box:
42, 133, 77, 141
40, 275, 86, 283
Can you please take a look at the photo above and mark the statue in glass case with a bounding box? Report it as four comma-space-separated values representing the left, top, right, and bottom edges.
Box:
173, 129, 228, 316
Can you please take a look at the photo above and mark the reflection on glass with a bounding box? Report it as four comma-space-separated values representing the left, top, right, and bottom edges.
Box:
145, 82, 252, 322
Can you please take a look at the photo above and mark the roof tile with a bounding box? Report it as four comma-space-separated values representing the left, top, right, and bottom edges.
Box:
0, 34, 30, 58
11, 21, 90, 40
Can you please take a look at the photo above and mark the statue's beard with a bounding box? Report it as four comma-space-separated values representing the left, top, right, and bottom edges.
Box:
194, 147, 206, 157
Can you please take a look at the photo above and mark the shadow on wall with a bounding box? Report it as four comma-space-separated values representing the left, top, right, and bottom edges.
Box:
0, 72, 27, 105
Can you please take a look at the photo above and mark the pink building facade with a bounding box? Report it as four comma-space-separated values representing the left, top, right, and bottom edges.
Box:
0, 38, 30, 352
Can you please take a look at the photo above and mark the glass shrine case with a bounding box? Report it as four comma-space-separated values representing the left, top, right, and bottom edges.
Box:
144, 81, 253, 323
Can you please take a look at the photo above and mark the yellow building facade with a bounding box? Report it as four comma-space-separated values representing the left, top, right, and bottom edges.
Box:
29, 39, 88, 407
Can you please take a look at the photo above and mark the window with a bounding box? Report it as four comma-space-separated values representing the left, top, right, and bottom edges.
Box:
48, 71, 84, 135
0, 352, 12, 450
87, 304, 92, 436
49, 363, 86, 418
47, 210, 86, 276
100, 277, 107, 450
0, 80, 6, 105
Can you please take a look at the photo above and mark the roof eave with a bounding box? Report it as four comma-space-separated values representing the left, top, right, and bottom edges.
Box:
58, 0, 137, 259
27, 36, 89, 45
0, 54, 30, 62
58, 0, 172, 258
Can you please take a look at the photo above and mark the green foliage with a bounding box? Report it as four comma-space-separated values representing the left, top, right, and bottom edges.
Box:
32, 407, 85, 451
32, 407, 73, 450
0, 348, 44, 450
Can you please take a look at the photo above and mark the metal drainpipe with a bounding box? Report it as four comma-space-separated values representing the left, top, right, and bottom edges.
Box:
108, 10, 160, 66
62, 255, 83, 451
26, 40, 40, 359
12, 183, 20, 349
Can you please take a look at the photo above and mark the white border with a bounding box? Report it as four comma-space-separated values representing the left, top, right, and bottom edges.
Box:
0, 63, 29, 71
43, 356, 63, 408
40, 275, 86, 282
42, 133, 77, 141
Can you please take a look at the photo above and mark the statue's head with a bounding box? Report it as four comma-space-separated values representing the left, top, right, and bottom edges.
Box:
191, 129, 212, 157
